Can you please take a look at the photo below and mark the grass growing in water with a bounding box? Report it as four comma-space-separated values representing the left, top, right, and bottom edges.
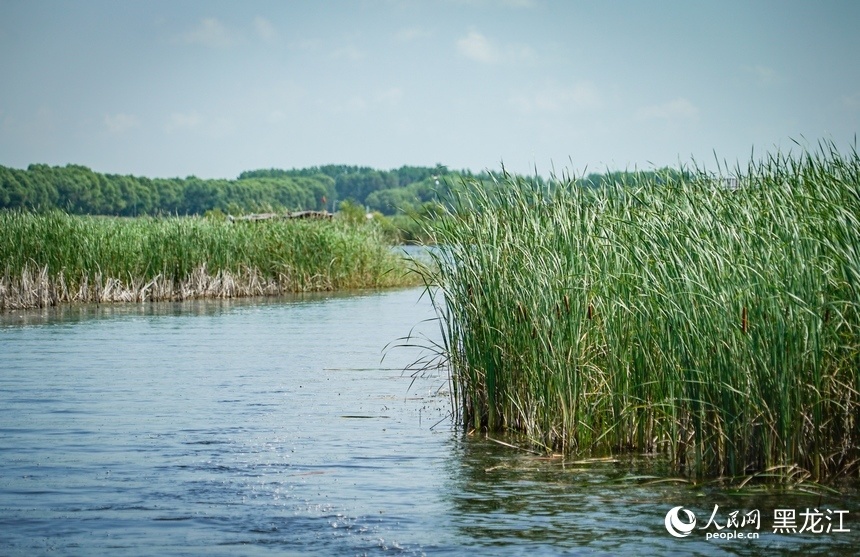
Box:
421, 143, 860, 481
0, 212, 418, 309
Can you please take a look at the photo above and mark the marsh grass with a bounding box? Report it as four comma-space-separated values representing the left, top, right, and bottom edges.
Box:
421, 142, 860, 481
0, 212, 417, 310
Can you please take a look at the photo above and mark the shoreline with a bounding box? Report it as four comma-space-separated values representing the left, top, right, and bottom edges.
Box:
0, 263, 422, 312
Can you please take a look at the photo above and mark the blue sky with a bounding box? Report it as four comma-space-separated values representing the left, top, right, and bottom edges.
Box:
1, 0, 858, 179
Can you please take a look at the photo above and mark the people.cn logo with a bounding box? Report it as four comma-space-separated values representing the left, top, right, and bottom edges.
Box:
665, 506, 697, 537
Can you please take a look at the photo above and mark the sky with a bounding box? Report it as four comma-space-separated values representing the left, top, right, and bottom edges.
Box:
1, 0, 858, 179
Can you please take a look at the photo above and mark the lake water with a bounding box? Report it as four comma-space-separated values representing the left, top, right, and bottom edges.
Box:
1, 286, 857, 556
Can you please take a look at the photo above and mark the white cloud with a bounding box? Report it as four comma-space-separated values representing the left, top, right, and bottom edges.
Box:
181, 18, 236, 48
6, 106, 56, 136
376, 87, 404, 104
448, 0, 537, 7
347, 97, 367, 111
292, 38, 322, 51
743, 64, 778, 86
331, 45, 364, 61
208, 116, 236, 138
254, 16, 276, 43
320, 95, 368, 114
252, 81, 307, 126
841, 92, 860, 111
267, 109, 286, 124
165, 111, 203, 133
333, 96, 367, 113
457, 31, 496, 63
636, 98, 699, 123
163, 111, 235, 137
511, 82, 602, 113
104, 113, 139, 134
456, 30, 534, 64
395, 26, 432, 42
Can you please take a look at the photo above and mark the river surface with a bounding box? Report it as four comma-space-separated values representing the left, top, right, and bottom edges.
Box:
0, 286, 857, 556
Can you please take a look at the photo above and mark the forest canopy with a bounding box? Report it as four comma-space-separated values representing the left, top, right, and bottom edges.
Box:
0, 162, 682, 217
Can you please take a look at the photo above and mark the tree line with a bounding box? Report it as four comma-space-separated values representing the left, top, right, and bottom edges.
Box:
0, 162, 468, 216
0, 161, 685, 217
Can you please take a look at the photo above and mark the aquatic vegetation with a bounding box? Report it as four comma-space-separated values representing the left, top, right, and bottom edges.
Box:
0, 212, 418, 309
421, 142, 860, 481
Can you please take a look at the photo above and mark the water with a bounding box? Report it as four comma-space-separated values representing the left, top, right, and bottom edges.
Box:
0, 287, 857, 556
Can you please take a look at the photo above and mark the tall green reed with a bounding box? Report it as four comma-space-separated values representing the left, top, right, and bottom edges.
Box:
0, 212, 416, 309
422, 142, 860, 481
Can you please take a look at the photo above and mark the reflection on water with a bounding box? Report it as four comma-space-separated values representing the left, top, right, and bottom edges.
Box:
0, 289, 381, 328
0, 287, 857, 556
447, 438, 859, 555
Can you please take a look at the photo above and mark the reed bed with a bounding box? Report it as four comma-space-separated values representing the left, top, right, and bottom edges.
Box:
422, 143, 860, 481
0, 212, 416, 310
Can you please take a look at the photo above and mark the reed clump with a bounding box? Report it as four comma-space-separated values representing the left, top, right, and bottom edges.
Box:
423, 142, 860, 481
0, 212, 417, 310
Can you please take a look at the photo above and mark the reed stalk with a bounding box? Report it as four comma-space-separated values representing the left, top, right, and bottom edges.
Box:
421, 141, 860, 481
0, 212, 417, 310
